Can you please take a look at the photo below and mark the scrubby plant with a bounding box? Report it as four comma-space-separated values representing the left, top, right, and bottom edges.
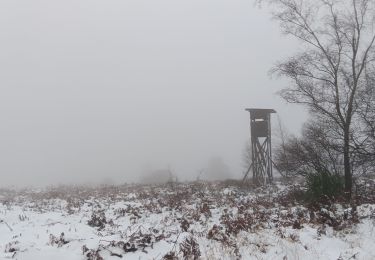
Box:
88, 210, 107, 230
179, 236, 201, 260
49, 232, 69, 247
306, 172, 344, 199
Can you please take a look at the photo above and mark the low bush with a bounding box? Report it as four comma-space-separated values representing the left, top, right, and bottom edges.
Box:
305, 172, 344, 199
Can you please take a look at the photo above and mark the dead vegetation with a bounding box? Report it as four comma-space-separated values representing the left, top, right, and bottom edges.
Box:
0, 178, 374, 259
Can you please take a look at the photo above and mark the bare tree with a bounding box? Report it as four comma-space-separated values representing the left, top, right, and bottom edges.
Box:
262, 0, 375, 196
355, 75, 375, 171
273, 115, 292, 177
275, 118, 343, 177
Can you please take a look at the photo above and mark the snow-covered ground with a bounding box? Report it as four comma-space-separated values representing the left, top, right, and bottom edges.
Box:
0, 181, 374, 260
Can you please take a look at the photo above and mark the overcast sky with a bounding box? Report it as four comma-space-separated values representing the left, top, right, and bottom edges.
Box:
0, 0, 307, 187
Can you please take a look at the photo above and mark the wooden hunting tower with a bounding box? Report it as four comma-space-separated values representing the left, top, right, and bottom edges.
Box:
243, 108, 276, 185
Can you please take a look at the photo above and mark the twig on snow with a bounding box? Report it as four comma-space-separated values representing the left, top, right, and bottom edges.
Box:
0, 219, 13, 232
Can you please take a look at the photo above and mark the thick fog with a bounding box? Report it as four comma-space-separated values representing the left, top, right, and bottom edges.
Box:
0, 0, 306, 187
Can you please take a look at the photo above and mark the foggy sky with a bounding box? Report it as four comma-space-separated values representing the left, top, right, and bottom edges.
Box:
0, 0, 306, 187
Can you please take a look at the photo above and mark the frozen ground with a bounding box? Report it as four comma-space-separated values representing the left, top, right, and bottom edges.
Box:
0, 180, 374, 260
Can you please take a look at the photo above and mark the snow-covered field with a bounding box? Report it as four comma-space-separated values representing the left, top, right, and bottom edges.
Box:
0, 180, 374, 260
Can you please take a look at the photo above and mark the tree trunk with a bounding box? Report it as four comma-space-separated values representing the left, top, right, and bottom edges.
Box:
343, 127, 352, 198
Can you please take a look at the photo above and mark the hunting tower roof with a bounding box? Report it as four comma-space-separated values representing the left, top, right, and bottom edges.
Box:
245, 108, 276, 115
245, 108, 276, 119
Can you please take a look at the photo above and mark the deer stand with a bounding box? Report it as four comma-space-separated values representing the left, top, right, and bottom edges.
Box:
243, 108, 276, 186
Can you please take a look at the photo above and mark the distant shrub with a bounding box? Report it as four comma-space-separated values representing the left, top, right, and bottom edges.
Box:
306, 171, 344, 199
